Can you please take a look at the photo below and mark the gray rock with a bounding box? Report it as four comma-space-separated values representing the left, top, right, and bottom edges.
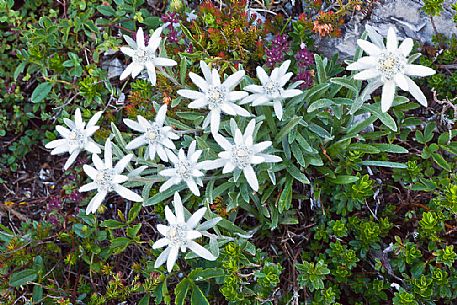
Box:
101, 58, 124, 79
352, 112, 375, 133
317, 0, 457, 60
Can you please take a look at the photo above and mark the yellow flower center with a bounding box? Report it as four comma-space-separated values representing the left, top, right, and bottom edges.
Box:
232, 145, 252, 168
377, 52, 405, 81
207, 86, 226, 110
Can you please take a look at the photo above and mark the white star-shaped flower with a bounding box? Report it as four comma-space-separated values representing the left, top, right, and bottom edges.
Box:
79, 138, 143, 215
120, 27, 177, 85
159, 140, 205, 196
123, 104, 179, 162
202, 119, 282, 191
347, 25, 436, 112
45, 108, 102, 170
153, 192, 216, 272
241, 60, 302, 120
177, 61, 250, 134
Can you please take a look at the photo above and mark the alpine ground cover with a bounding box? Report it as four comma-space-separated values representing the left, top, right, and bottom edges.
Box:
1, 1, 456, 304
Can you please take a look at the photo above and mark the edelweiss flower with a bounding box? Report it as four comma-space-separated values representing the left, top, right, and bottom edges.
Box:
347, 26, 436, 112
79, 139, 143, 215
177, 61, 250, 134
124, 104, 179, 162
153, 192, 216, 272
120, 27, 177, 85
202, 119, 282, 191
45, 108, 102, 170
241, 60, 302, 120
159, 141, 205, 196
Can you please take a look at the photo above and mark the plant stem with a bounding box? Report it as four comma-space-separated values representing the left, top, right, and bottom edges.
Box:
157, 67, 183, 88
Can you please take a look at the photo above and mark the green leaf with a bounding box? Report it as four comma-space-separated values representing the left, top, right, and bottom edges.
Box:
110, 237, 131, 254
308, 123, 333, 140
360, 161, 407, 168
14, 62, 26, 81
350, 79, 381, 114
437, 129, 457, 145
180, 23, 202, 49
9, 268, 37, 287
175, 278, 191, 305
431, 153, 451, 172
176, 112, 205, 121
167, 116, 194, 130
138, 295, 150, 305
171, 96, 182, 107
217, 218, 249, 236
346, 115, 377, 137
291, 143, 306, 167
314, 54, 327, 84
180, 55, 187, 85
191, 285, 210, 305
127, 223, 142, 238
330, 175, 359, 184
443, 142, 457, 155
275, 116, 302, 143
303, 83, 330, 101
143, 184, 186, 206
349, 143, 380, 154
408, 52, 421, 64
295, 132, 315, 153
143, 16, 161, 28
307, 98, 334, 113
188, 268, 225, 281
424, 122, 436, 143
101, 219, 125, 229
32, 285, 43, 303
286, 163, 310, 184
350, 96, 365, 114
278, 177, 293, 213
96, 5, 116, 16
128, 202, 143, 223
363, 104, 397, 131
410, 262, 426, 278
111, 122, 128, 149
306, 155, 324, 167
372, 144, 408, 154
31, 82, 53, 103
330, 77, 358, 93
162, 278, 171, 305
415, 130, 426, 144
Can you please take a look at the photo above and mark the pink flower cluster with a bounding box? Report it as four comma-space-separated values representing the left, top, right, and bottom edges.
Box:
161, 12, 180, 44
294, 43, 314, 89
265, 35, 313, 89
265, 34, 290, 67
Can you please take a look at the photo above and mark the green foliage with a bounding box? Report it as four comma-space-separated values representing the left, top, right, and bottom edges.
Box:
393, 288, 419, 305
297, 259, 330, 291
420, 34, 457, 101
1, 1, 457, 305
434, 245, 457, 268
422, 0, 445, 16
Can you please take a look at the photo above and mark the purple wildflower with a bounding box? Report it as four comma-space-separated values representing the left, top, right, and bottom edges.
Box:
69, 191, 82, 203
47, 196, 63, 211
272, 34, 288, 46
295, 70, 314, 90
185, 43, 194, 54
48, 215, 59, 226
295, 43, 314, 67
161, 12, 181, 43
6, 83, 16, 94
168, 28, 179, 43
161, 12, 180, 25
265, 34, 290, 67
